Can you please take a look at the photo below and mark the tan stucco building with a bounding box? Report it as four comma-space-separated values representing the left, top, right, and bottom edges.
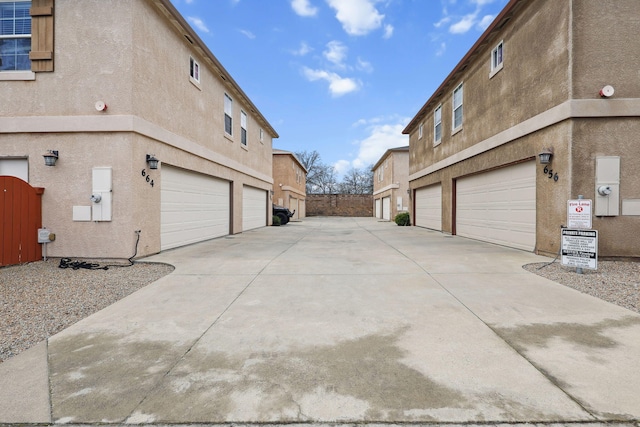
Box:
404, 0, 640, 257
0, 0, 278, 263
372, 146, 409, 221
272, 149, 307, 220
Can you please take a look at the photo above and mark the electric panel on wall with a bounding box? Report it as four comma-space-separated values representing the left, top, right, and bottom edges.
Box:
92, 167, 112, 221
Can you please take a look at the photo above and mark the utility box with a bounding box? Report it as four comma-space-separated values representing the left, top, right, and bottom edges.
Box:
594, 156, 619, 216
92, 167, 112, 221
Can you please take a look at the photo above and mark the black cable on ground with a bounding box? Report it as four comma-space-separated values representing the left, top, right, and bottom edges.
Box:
58, 230, 141, 271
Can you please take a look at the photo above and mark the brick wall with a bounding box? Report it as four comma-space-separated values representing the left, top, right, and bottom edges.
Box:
306, 194, 373, 217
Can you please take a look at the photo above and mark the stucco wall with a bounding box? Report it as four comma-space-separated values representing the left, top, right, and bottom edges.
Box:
571, 118, 640, 256
409, 0, 570, 176
572, 0, 640, 100
0, 0, 277, 259
132, 0, 274, 178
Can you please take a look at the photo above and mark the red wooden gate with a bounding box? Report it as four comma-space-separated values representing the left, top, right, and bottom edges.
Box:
0, 176, 44, 266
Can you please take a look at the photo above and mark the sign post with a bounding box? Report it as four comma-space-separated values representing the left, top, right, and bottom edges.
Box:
564, 196, 597, 273
561, 229, 598, 270
567, 199, 592, 229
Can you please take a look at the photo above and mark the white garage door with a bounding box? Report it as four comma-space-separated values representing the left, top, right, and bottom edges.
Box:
456, 161, 536, 251
299, 199, 306, 218
290, 196, 299, 220
375, 198, 381, 218
243, 186, 267, 231
382, 197, 391, 220
415, 184, 442, 231
161, 166, 230, 250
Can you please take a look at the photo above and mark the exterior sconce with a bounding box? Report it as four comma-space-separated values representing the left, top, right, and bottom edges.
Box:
538, 148, 553, 165
43, 150, 59, 166
146, 154, 159, 170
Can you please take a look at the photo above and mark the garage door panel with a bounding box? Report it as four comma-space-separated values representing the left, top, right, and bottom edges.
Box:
161, 166, 230, 251
415, 184, 442, 231
243, 186, 267, 231
382, 197, 391, 220
456, 161, 535, 251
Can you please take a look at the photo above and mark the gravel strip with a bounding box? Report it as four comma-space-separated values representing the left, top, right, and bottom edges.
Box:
523, 260, 640, 314
0, 258, 174, 363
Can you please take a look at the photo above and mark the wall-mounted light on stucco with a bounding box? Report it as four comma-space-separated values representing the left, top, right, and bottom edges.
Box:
538, 148, 554, 165
43, 150, 59, 166
146, 154, 159, 170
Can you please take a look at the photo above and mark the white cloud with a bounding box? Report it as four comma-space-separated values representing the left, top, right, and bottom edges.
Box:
383, 24, 394, 39
449, 13, 477, 34
436, 42, 447, 56
333, 160, 351, 175
336, 119, 409, 171
434, 16, 451, 29
323, 40, 348, 66
292, 42, 313, 56
478, 14, 495, 30
239, 29, 255, 39
302, 67, 361, 97
291, 0, 318, 17
356, 57, 373, 73
187, 16, 210, 33
471, 0, 497, 6
326, 0, 385, 36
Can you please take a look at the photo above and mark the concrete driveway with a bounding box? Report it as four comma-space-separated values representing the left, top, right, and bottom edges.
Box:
2, 217, 639, 425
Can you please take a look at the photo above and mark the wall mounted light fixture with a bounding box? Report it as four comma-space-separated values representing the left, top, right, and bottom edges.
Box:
538, 148, 553, 165
146, 154, 159, 170
43, 150, 59, 166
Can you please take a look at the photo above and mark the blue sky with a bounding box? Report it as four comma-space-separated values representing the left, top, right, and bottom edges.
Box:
170, 0, 509, 175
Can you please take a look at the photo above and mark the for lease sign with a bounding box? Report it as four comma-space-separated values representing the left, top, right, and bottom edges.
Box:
567, 199, 592, 229
561, 229, 598, 270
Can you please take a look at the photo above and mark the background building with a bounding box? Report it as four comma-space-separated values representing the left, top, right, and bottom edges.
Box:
372, 146, 409, 221
404, 0, 640, 257
272, 149, 307, 220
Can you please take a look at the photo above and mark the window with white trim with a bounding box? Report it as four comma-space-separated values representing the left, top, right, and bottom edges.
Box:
434, 105, 442, 146
224, 93, 233, 136
259, 128, 264, 143
240, 110, 247, 146
0, 1, 31, 71
418, 122, 423, 139
490, 41, 503, 76
189, 56, 200, 83
452, 83, 463, 131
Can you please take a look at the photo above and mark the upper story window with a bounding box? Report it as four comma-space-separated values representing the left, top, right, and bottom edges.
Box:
240, 110, 247, 146
453, 83, 463, 131
490, 41, 503, 77
259, 128, 264, 143
0, 1, 31, 71
434, 105, 442, 146
418, 122, 423, 139
224, 93, 233, 136
189, 56, 200, 84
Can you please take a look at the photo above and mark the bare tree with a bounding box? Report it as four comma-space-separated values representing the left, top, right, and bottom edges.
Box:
339, 166, 374, 194
296, 150, 342, 194
314, 164, 339, 194
295, 150, 324, 194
